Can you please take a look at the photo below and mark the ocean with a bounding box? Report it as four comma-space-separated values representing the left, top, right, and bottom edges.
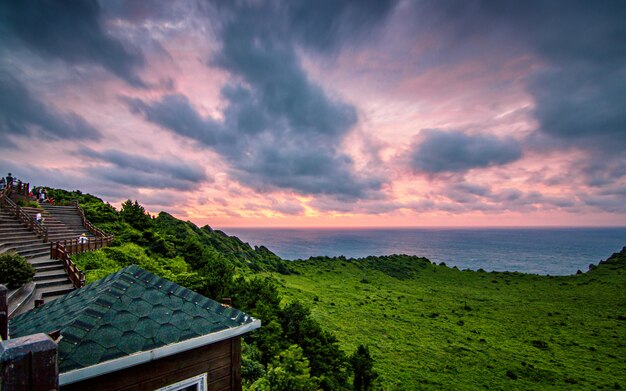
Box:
224, 227, 626, 276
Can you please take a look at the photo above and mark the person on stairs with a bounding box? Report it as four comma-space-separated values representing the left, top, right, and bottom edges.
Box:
35, 211, 43, 225
78, 233, 89, 245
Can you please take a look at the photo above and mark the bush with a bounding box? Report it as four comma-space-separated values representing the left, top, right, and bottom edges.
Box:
0, 252, 36, 288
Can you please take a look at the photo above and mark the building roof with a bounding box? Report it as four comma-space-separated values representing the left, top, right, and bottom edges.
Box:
10, 265, 259, 381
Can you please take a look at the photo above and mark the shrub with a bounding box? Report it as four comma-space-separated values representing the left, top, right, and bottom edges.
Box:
531, 340, 549, 350
0, 252, 36, 288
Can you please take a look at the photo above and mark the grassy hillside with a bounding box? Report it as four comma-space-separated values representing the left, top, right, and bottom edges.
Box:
273, 252, 626, 390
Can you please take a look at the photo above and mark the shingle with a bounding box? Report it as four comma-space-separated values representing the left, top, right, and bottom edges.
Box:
142, 288, 163, 305
169, 310, 188, 330
115, 310, 139, 332
156, 324, 181, 345
135, 317, 159, 339
118, 331, 145, 355
191, 317, 212, 335
71, 341, 105, 368
182, 301, 203, 317
132, 300, 153, 318
125, 283, 144, 299
168, 294, 183, 309
148, 304, 172, 325
100, 347, 125, 363
89, 325, 124, 349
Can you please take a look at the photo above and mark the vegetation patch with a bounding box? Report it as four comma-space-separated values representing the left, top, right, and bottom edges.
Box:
0, 251, 35, 288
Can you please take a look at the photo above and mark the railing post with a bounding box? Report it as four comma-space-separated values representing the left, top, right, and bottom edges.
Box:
0, 333, 58, 391
0, 285, 7, 341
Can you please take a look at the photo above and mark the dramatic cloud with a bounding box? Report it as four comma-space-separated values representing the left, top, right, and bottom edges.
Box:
524, 2, 626, 153
414, 1, 626, 183
0, 71, 101, 144
80, 147, 209, 191
409, 129, 522, 174
0, 0, 146, 87
126, 1, 395, 200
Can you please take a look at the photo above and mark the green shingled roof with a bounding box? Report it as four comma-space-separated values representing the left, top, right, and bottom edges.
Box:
10, 265, 257, 373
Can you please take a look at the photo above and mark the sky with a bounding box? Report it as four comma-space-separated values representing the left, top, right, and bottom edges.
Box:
1, 0, 625, 228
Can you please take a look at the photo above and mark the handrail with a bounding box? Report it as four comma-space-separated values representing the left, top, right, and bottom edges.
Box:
0, 190, 48, 242
50, 242, 86, 288
71, 200, 113, 240
13, 181, 30, 197
46, 201, 114, 288
50, 237, 114, 288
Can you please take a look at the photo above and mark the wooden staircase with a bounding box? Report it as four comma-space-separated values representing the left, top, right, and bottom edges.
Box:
0, 199, 108, 317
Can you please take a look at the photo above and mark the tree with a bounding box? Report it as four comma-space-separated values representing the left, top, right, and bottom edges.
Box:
248, 345, 319, 391
350, 345, 377, 391
120, 200, 152, 230
197, 253, 234, 299
280, 301, 349, 390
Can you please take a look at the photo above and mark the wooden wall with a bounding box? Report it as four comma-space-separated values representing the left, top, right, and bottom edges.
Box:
61, 337, 241, 391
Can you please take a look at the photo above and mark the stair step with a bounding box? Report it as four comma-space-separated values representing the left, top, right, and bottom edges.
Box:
7, 282, 36, 319
0, 232, 41, 239
17, 248, 50, 259
34, 270, 69, 280
0, 237, 43, 245
36, 277, 72, 288
33, 263, 65, 273
38, 283, 75, 297
29, 255, 59, 264
0, 223, 27, 229
7, 282, 35, 308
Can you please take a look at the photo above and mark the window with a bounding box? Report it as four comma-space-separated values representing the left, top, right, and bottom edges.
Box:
156, 373, 207, 391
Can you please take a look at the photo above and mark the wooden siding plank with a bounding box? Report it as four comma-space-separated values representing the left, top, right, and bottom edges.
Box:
61, 338, 234, 391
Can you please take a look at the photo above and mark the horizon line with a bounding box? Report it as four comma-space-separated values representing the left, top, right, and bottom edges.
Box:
216, 225, 626, 230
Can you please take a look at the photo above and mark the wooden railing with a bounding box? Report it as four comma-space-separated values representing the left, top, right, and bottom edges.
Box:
50, 241, 86, 288
53, 237, 113, 255
0, 182, 30, 198
71, 201, 112, 240
0, 189, 48, 242
13, 181, 30, 197
48, 202, 114, 288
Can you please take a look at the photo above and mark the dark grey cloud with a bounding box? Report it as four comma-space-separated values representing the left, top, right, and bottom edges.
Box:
414, 1, 626, 185
79, 147, 209, 190
527, 1, 626, 153
271, 200, 305, 216
0, 72, 101, 144
93, 167, 193, 191
409, 129, 522, 174
0, 0, 146, 87
125, 95, 221, 146
283, 0, 397, 53
127, 1, 395, 200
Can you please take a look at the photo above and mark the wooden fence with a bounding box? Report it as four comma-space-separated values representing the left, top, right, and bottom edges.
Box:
0, 188, 48, 242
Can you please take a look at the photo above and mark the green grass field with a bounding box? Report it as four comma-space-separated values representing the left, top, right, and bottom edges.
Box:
271, 252, 626, 390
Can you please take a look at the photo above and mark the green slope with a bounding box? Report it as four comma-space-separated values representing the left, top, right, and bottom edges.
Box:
274, 252, 626, 390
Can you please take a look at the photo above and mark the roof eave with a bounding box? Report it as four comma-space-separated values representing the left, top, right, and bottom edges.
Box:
59, 318, 261, 386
